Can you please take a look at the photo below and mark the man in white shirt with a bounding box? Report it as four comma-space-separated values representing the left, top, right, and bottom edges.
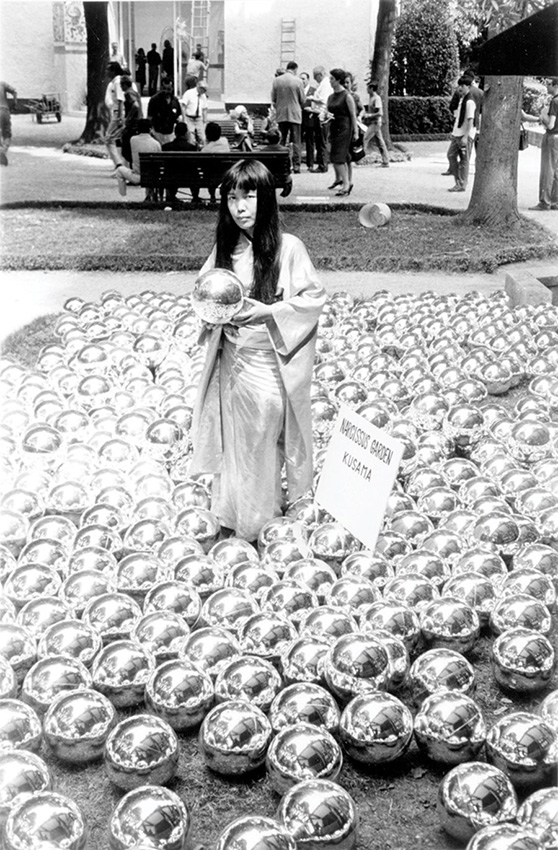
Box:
104, 62, 125, 167
115, 118, 161, 200
447, 76, 477, 192
181, 79, 207, 147
308, 65, 333, 172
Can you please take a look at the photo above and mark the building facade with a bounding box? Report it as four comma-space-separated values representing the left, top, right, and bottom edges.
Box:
0, 0, 378, 112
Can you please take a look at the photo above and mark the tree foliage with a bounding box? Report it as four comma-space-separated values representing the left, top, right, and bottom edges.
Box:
390, 0, 460, 96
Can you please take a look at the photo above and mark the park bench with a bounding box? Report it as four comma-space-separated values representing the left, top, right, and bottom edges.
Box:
139, 150, 292, 198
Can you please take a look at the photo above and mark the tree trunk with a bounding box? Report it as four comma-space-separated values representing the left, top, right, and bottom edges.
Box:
459, 75, 523, 227
370, 0, 398, 147
76, 1, 110, 144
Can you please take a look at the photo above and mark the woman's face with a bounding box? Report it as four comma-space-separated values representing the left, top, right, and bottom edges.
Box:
228, 187, 257, 237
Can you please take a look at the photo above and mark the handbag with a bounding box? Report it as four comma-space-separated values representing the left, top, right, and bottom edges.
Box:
519, 124, 529, 151
351, 132, 366, 162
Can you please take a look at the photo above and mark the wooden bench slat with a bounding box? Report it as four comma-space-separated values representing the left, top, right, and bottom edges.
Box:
139, 150, 291, 190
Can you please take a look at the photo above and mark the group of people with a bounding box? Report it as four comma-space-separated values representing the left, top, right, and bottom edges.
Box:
270, 62, 389, 195
443, 73, 483, 193
134, 41, 208, 96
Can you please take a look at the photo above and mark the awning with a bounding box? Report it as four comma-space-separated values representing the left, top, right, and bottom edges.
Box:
477, 2, 558, 76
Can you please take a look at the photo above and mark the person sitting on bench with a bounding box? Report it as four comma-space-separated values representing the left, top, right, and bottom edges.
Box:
162, 122, 197, 206
201, 121, 230, 203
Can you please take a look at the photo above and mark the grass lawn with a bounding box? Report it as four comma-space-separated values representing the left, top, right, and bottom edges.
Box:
1, 204, 556, 273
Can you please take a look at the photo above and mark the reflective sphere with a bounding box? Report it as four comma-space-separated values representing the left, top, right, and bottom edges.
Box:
492, 628, 555, 693
21, 655, 92, 715
490, 594, 552, 637
300, 605, 358, 645
191, 268, 245, 324
104, 713, 179, 790
279, 635, 331, 686
200, 587, 260, 633
37, 618, 102, 667
131, 611, 190, 662
277, 778, 358, 850
339, 691, 413, 764
409, 648, 476, 706
143, 580, 202, 627
420, 596, 480, 654
437, 762, 518, 842
486, 711, 556, 790
266, 722, 343, 794
199, 699, 272, 775
4, 791, 88, 850
516, 787, 558, 850
109, 785, 191, 850
0, 699, 42, 753
179, 626, 242, 679
214, 655, 282, 712
91, 639, 156, 708
269, 682, 340, 735
82, 592, 143, 643
414, 691, 486, 764
465, 823, 545, 850
323, 633, 390, 703
216, 816, 296, 850
145, 659, 214, 730
43, 688, 116, 762
539, 689, 558, 733
358, 601, 421, 653
239, 611, 298, 661
0, 749, 51, 823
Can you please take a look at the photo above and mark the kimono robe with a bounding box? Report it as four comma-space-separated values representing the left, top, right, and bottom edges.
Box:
190, 232, 327, 540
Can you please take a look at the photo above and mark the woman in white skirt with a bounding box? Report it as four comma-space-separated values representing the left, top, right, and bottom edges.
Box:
190, 159, 326, 543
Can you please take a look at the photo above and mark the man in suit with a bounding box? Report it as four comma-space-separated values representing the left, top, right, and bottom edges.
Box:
300, 71, 317, 171
271, 60, 304, 173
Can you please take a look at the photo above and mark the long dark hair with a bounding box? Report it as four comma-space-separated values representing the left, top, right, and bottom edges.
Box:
215, 159, 281, 304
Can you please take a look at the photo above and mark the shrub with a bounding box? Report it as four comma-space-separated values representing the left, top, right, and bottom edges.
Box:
391, 0, 460, 96
388, 96, 453, 135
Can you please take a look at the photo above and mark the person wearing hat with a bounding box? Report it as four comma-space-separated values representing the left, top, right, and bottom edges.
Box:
181, 78, 208, 146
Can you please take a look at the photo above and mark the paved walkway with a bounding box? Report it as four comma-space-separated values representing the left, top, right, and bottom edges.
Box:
0, 113, 557, 342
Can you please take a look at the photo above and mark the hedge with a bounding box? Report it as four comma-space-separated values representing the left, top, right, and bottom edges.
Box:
387, 96, 453, 135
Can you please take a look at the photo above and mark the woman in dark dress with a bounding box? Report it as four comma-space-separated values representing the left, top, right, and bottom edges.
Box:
135, 48, 147, 95
326, 68, 359, 195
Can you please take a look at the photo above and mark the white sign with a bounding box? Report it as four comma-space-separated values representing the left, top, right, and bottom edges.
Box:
315, 403, 404, 552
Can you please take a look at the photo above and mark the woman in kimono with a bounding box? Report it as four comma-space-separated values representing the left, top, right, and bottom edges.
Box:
190, 159, 327, 543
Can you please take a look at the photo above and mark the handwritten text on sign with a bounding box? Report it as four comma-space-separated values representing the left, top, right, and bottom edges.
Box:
315, 403, 404, 552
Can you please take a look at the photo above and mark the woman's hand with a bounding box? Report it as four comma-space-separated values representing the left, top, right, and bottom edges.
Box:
232, 297, 273, 325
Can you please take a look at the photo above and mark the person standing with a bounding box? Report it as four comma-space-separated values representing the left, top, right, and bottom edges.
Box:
307, 66, 333, 173
189, 159, 326, 543
327, 68, 359, 195
110, 41, 125, 66
271, 60, 305, 173
119, 76, 143, 166
530, 77, 558, 211
104, 62, 125, 167
148, 77, 182, 146
181, 78, 207, 147
135, 48, 147, 95
162, 40, 174, 82
0, 81, 17, 166
300, 71, 316, 171
147, 43, 162, 95
447, 75, 477, 193
363, 82, 390, 167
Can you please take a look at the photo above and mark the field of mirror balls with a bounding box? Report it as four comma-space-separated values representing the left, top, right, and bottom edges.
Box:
0, 284, 557, 850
